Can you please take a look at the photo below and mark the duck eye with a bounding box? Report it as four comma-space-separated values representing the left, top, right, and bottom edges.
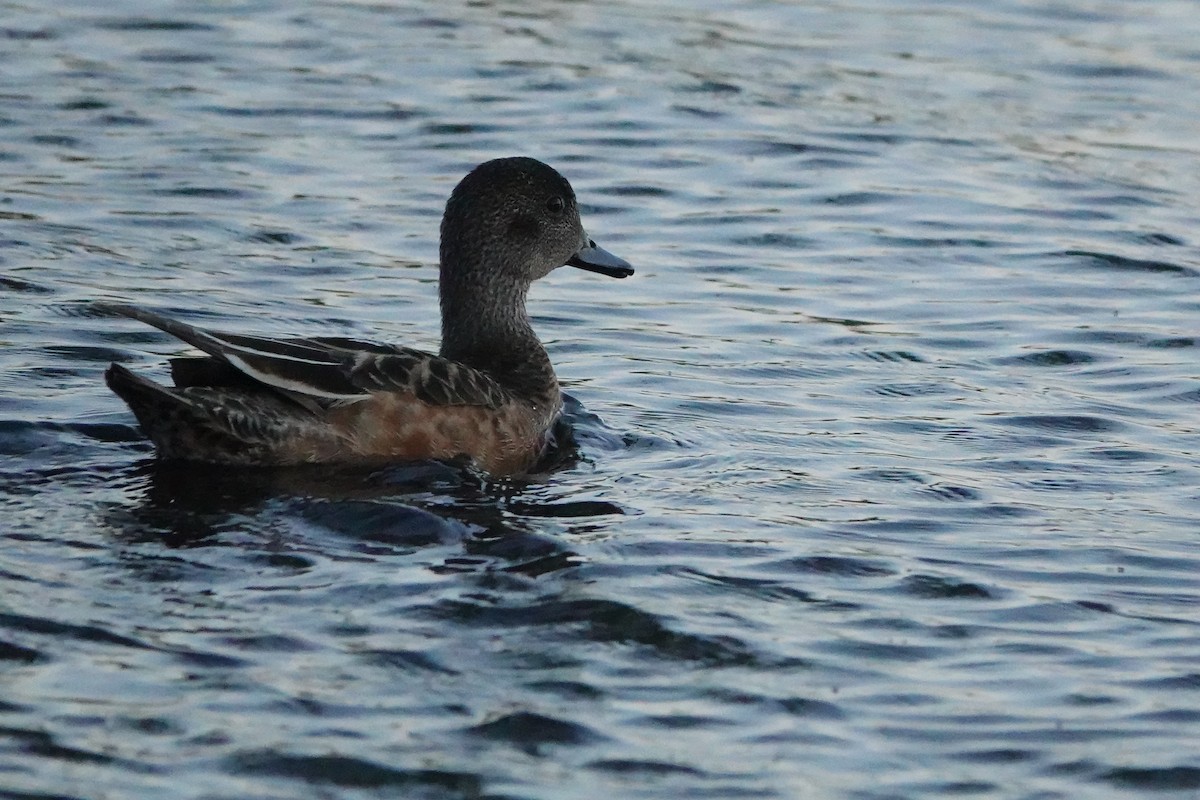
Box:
546, 196, 565, 213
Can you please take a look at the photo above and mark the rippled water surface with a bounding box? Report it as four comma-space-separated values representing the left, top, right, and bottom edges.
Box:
3, 1, 1200, 797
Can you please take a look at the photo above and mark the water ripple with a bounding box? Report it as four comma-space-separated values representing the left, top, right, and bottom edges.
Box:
3, 0, 1200, 798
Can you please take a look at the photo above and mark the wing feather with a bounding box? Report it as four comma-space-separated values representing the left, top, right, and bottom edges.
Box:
101, 303, 510, 410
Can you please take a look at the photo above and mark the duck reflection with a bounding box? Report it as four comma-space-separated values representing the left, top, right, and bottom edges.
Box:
113, 403, 625, 579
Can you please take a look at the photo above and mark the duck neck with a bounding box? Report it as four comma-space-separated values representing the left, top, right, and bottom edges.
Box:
438, 271, 556, 394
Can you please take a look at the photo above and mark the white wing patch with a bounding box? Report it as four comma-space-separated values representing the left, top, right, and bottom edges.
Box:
223, 351, 367, 402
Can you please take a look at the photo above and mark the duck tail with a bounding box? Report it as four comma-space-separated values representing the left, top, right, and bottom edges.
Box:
105, 363, 232, 460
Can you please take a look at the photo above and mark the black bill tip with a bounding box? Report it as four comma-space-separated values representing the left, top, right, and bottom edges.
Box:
567, 240, 634, 278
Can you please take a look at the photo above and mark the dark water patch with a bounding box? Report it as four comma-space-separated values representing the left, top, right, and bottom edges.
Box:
358, 648, 458, 675
612, 538, 779, 564
218, 633, 315, 654
679, 568, 821, 604
1102, 766, 1200, 791
574, 136, 663, 150
1129, 672, 1200, 691
426, 598, 759, 666
866, 381, 952, 397
1074, 599, 1116, 614
732, 232, 818, 249
901, 780, 998, 796
43, 344, 131, 363
854, 350, 925, 363
1045, 758, 1103, 778
997, 349, 1097, 367
990, 601, 1114, 625
637, 712, 727, 730
460, 528, 577, 575
113, 716, 181, 736
748, 139, 871, 158
229, 751, 483, 792
57, 97, 109, 111
504, 499, 625, 519
1062, 328, 1155, 347
490, 549, 580, 579
1043, 62, 1171, 80
855, 468, 925, 484
245, 229, 302, 245
112, 459, 500, 540
916, 335, 993, 352
408, 16, 461, 29
1061, 249, 1198, 276
993, 414, 1122, 434
589, 758, 704, 776
94, 17, 217, 31
137, 50, 214, 64
1023, 3, 1113, 20
1138, 232, 1186, 246
776, 696, 844, 719
3, 27, 56, 40
203, 105, 420, 121
166, 647, 247, 669
0, 566, 36, 584
523, 680, 604, 700
0, 791, 85, 800
900, 574, 994, 600
874, 235, 998, 248
672, 104, 726, 119
29, 135, 80, 148
1145, 336, 1196, 349
918, 484, 982, 502
830, 130, 907, 146
1132, 708, 1200, 725
300, 500, 467, 550
1162, 387, 1200, 403
0, 726, 119, 766
468, 711, 603, 749
0, 211, 40, 222
682, 78, 741, 95
151, 186, 249, 200
1021, 206, 1115, 221
952, 748, 1039, 764
840, 517, 950, 536
1018, 476, 1116, 493
1085, 447, 1160, 462
96, 114, 152, 127
821, 638, 945, 663
420, 122, 508, 136
1081, 193, 1156, 208
0, 612, 149, 651
0, 276, 51, 293
597, 184, 670, 198
0, 639, 42, 663
764, 556, 893, 578
823, 191, 897, 207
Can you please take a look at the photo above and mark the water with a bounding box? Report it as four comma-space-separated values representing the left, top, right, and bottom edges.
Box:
3, 1, 1200, 797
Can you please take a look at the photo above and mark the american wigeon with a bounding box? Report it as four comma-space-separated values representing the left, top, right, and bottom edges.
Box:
103, 157, 632, 475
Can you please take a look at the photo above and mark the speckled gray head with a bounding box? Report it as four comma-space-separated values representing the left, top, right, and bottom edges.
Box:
439, 157, 633, 289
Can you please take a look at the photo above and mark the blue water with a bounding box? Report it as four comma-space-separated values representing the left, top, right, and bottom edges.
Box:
3, 1, 1200, 798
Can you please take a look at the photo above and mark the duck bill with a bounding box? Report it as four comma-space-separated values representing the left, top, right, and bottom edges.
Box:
567, 239, 634, 278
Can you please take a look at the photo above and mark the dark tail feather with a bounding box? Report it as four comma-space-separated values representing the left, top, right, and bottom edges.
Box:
106, 363, 182, 416
97, 303, 230, 362
106, 363, 236, 459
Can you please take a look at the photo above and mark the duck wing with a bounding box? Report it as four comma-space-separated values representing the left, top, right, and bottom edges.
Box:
101, 303, 509, 410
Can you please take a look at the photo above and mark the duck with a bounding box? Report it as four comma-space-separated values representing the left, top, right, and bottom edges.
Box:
102, 156, 632, 475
